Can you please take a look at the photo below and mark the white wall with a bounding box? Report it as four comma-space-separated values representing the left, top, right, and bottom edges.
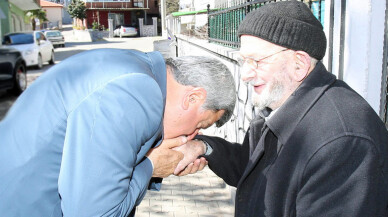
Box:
324, 0, 386, 113
45, 7, 63, 28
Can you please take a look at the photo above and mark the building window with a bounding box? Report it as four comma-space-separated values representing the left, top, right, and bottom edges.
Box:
134, 0, 144, 7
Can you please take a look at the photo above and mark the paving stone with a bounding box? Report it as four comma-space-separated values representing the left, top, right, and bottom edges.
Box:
137, 168, 234, 216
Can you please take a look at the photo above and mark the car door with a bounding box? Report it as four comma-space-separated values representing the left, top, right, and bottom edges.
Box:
0, 48, 16, 89
36, 32, 51, 62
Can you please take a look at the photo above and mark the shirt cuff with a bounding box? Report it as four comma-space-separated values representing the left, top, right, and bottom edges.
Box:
202, 140, 213, 156
145, 156, 154, 173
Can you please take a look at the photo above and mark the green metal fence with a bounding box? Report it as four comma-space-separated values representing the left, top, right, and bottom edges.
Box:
208, 0, 326, 48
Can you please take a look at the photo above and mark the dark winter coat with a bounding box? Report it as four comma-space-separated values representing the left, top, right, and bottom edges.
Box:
197, 62, 388, 217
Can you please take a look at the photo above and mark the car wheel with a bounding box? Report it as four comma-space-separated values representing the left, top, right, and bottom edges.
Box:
49, 51, 55, 65
11, 62, 27, 95
36, 54, 43, 69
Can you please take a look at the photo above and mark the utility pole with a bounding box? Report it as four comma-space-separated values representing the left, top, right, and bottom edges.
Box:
160, 0, 167, 38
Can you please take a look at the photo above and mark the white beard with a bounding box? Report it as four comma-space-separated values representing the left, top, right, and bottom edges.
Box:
251, 78, 284, 110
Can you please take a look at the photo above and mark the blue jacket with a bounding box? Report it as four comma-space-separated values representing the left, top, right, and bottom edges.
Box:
0, 49, 166, 216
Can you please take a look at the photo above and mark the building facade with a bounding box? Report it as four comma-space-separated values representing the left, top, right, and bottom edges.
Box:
0, 0, 40, 38
84, 0, 160, 31
40, 0, 63, 29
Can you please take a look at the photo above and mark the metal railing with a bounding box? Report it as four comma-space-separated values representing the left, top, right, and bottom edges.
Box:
381, 0, 388, 127
207, 0, 325, 48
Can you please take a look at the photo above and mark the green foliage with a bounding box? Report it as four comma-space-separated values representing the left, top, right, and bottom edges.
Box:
26, 9, 48, 22
68, 0, 87, 20
92, 21, 99, 30
166, 0, 179, 15
26, 9, 48, 30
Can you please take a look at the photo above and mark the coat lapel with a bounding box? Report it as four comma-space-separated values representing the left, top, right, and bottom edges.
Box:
239, 118, 266, 185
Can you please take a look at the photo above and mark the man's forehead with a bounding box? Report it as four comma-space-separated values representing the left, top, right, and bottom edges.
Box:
240, 35, 282, 55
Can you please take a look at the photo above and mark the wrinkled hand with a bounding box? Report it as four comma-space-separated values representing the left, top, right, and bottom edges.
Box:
175, 157, 207, 176
173, 139, 207, 175
146, 136, 187, 178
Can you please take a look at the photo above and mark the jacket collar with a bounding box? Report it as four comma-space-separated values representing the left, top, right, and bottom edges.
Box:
266, 62, 337, 145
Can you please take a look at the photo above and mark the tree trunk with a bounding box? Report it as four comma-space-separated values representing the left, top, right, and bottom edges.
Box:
31, 18, 36, 31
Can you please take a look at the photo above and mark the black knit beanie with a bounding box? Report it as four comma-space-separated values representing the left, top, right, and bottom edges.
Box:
237, 1, 327, 60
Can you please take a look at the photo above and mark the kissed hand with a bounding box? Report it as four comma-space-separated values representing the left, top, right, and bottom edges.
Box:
146, 136, 187, 178
173, 139, 207, 175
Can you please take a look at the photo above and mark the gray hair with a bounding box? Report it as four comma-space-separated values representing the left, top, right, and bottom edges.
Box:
310, 57, 318, 68
165, 56, 236, 127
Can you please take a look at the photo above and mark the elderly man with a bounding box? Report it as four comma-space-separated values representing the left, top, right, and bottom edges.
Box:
0, 49, 236, 216
181, 1, 388, 216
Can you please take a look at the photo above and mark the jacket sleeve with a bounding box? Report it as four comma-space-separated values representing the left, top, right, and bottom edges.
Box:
195, 133, 250, 187
296, 136, 385, 217
58, 74, 164, 216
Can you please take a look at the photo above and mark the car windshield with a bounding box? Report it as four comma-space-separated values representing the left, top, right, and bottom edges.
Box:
46, 31, 61, 37
2, 33, 34, 45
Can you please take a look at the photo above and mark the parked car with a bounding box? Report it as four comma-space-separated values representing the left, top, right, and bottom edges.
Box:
0, 47, 27, 95
43, 30, 65, 48
2, 31, 55, 69
113, 25, 138, 38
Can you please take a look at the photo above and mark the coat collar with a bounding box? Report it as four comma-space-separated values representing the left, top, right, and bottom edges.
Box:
239, 62, 337, 186
266, 62, 337, 145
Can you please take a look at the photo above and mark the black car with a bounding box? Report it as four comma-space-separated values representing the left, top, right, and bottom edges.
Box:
0, 47, 27, 95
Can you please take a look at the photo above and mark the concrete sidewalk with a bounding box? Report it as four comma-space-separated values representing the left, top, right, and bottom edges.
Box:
136, 167, 234, 217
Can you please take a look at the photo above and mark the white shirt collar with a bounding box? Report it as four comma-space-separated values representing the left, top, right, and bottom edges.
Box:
265, 108, 278, 122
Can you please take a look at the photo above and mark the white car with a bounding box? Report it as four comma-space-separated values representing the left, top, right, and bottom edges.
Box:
44, 30, 65, 48
113, 25, 138, 38
2, 31, 55, 69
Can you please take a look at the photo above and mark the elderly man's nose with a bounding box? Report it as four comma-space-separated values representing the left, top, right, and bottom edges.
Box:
241, 67, 256, 82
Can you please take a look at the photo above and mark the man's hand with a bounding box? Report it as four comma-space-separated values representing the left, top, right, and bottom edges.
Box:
146, 136, 187, 178
173, 139, 207, 175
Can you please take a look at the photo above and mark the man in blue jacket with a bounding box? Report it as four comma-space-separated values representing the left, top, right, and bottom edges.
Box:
0, 49, 236, 216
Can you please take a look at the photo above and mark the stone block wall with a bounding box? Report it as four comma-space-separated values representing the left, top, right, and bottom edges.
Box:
139, 17, 158, 37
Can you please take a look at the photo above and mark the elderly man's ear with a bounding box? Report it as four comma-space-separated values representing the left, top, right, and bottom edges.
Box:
293, 51, 312, 82
182, 87, 207, 110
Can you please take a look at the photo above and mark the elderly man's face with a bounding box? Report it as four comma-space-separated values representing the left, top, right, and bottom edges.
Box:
163, 69, 225, 139
239, 35, 295, 110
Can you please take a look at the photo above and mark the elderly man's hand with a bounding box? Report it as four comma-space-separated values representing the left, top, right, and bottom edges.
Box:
175, 157, 207, 176
146, 136, 187, 178
173, 139, 207, 175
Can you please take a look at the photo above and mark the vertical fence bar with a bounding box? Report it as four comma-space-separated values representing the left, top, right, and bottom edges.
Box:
207, 4, 210, 43
319, 0, 322, 22
380, 0, 388, 126
328, 0, 334, 73
338, 0, 347, 80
